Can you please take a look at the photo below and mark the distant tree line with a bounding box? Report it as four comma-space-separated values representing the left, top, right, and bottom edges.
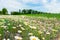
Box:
0, 8, 58, 15
11, 9, 44, 15
0, 8, 46, 15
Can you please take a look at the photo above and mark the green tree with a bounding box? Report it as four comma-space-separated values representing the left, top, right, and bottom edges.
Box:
11, 11, 20, 15
27, 9, 32, 14
22, 9, 27, 14
0, 11, 2, 15
2, 8, 8, 15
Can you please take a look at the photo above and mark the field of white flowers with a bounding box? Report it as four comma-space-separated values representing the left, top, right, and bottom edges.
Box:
0, 15, 60, 40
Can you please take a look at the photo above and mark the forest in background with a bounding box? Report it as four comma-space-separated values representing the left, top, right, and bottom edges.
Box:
0, 8, 60, 15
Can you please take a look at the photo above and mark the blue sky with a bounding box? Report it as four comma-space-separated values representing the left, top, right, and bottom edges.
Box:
0, 0, 60, 13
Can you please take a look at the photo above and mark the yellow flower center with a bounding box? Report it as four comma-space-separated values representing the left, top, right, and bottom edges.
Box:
32, 38, 36, 40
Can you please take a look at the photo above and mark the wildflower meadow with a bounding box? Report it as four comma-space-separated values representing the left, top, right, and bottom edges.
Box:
0, 15, 60, 40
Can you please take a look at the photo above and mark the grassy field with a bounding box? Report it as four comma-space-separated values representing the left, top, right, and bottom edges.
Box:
0, 15, 60, 40
24, 14, 60, 19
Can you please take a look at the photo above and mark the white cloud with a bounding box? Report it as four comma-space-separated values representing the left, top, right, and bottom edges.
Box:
0, 0, 24, 12
22, 0, 41, 4
0, 0, 60, 13
43, 0, 60, 13
18, 0, 60, 13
